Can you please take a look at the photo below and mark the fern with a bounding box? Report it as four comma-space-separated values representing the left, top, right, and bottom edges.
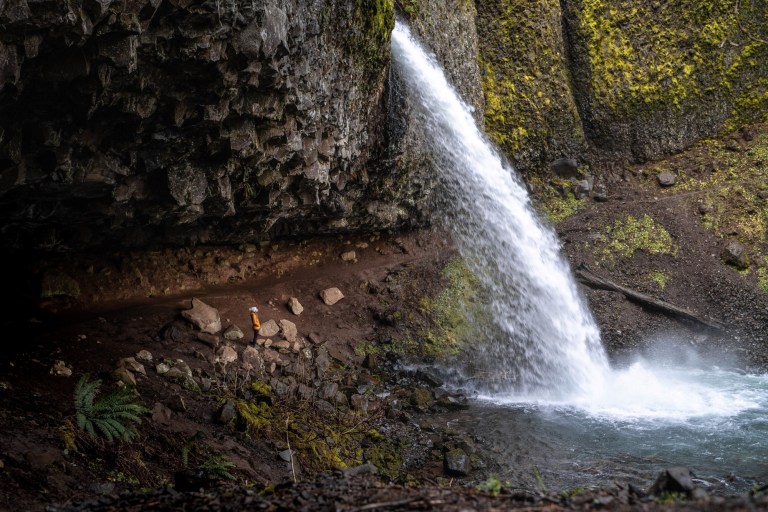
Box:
74, 374, 148, 442
201, 455, 237, 481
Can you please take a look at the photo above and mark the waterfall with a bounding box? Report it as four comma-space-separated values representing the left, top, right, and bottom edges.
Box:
391, 22, 609, 399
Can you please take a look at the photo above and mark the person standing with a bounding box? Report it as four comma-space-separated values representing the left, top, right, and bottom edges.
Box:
249, 306, 261, 345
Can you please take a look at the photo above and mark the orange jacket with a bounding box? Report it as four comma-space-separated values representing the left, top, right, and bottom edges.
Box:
250, 311, 261, 330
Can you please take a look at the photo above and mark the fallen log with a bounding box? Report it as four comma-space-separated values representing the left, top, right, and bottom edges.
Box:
575, 263, 727, 332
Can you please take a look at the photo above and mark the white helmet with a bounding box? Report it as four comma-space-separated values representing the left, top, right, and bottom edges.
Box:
249, 306, 258, 312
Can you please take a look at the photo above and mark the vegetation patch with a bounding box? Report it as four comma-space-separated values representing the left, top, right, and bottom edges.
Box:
649, 270, 670, 290
73, 374, 148, 442
592, 214, 676, 264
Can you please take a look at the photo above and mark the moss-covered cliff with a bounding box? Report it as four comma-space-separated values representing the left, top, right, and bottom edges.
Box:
476, 0, 587, 173
475, 0, 768, 174
564, 0, 768, 162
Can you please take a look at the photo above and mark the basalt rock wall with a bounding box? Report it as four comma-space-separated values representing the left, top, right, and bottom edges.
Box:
0, 0, 399, 251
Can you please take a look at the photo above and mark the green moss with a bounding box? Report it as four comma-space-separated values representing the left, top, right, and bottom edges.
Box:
649, 270, 669, 290
417, 258, 484, 358
757, 259, 768, 292
353, 0, 395, 76
477, 0, 587, 172
568, 0, 768, 127
235, 400, 273, 431
593, 214, 676, 263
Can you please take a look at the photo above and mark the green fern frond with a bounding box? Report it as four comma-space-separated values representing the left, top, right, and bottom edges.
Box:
73, 374, 148, 442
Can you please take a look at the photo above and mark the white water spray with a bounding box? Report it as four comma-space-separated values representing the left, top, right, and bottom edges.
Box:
391, 22, 765, 422
391, 22, 609, 399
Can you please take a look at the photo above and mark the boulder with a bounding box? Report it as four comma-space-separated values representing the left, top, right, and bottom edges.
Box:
181, 298, 221, 334
320, 287, 344, 306
410, 388, 434, 412
214, 401, 235, 425
241, 346, 262, 370
112, 367, 137, 386
287, 297, 304, 316
279, 319, 298, 342
152, 402, 172, 425
223, 325, 244, 341
444, 448, 471, 476
649, 466, 694, 497
215, 345, 238, 365
550, 157, 579, 178
135, 350, 153, 363
118, 357, 146, 375
722, 240, 749, 269
259, 319, 280, 337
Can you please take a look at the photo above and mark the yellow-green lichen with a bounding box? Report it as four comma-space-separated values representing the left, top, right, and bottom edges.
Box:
594, 214, 677, 263
568, 0, 768, 126
417, 257, 485, 358
476, 0, 587, 172
649, 270, 669, 290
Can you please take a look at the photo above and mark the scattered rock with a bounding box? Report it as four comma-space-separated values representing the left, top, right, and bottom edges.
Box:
320, 287, 344, 305
279, 319, 298, 342
215, 401, 236, 425
181, 298, 222, 334
242, 346, 263, 370
112, 367, 137, 386
575, 175, 594, 198
721, 240, 749, 269
223, 325, 244, 341
272, 340, 291, 352
165, 395, 187, 413
318, 382, 339, 401
162, 323, 185, 343
550, 157, 579, 178
118, 357, 146, 375
308, 332, 323, 345
287, 297, 304, 316
649, 466, 694, 497
314, 346, 331, 377
444, 448, 471, 476
152, 402, 173, 425
215, 345, 238, 365
340, 250, 357, 263
259, 319, 280, 337
278, 449, 293, 462
657, 171, 676, 187
26, 447, 62, 470
410, 388, 434, 412
135, 350, 153, 363
196, 332, 220, 349
50, 360, 72, 377
156, 362, 171, 374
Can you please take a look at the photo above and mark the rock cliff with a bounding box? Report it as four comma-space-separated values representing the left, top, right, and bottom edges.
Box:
0, 0, 398, 251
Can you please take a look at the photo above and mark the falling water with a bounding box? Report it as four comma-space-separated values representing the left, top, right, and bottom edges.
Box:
390, 24, 768, 489
390, 22, 609, 399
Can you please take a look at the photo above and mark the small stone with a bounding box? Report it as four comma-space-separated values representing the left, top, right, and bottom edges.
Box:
155, 362, 170, 374
444, 448, 471, 476
242, 346, 262, 370
165, 395, 186, 413
215, 401, 235, 424
135, 350, 153, 363
112, 367, 136, 386
287, 297, 304, 316
272, 340, 291, 351
152, 402, 172, 425
263, 338, 273, 348
118, 357, 146, 375
50, 360, 72, 377
340, 250, 357, 262
657, 171, 676, 187
320, 287, 344, 306
721, 240, 749, 269
278, 449, 293, 462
